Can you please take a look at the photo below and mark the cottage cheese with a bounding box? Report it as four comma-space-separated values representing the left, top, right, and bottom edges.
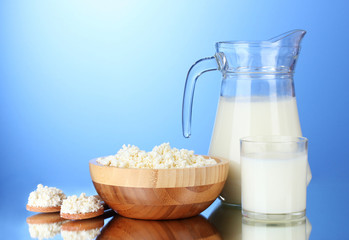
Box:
61, 228, 101, 240
97, 143, 217, 169
27, 184, 66, 207
61, 193, 102, 214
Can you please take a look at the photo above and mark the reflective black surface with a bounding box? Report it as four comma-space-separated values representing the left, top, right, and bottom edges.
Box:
4, 179, 349, 239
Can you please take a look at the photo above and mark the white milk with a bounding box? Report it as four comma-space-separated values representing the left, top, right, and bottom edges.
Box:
241, 153, 307, 214
209, 96, 302, 204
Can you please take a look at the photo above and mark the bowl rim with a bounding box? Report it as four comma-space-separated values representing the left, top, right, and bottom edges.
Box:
89, 156, 229, 188
89, 155, 228, 170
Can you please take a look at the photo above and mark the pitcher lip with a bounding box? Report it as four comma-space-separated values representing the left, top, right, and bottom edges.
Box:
216, 41, 294, 48
216, 29, 306, 48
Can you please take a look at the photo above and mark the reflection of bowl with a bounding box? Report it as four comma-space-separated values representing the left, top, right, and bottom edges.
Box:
89, 156, 228, 220
97, 215, 222, 240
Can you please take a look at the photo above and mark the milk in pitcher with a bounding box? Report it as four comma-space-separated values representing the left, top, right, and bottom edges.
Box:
209, 96, 302, 204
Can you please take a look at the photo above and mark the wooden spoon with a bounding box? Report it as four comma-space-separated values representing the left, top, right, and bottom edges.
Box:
61, 207, 104, 220
26, 205, 61, 213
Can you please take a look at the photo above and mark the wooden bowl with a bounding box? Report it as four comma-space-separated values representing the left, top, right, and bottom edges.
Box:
97, 215, 222, 240
89, 156, 228, 220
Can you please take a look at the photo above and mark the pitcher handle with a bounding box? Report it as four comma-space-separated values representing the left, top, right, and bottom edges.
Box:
182, 56, 219, 138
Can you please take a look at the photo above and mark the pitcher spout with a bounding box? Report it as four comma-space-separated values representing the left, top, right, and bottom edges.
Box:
269, 29, 306, 47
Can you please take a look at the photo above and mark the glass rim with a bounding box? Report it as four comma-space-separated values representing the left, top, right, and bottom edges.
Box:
240, 135, 308, 144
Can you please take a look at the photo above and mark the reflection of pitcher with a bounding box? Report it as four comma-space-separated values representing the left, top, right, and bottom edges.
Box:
183, 30, 312, 205
208, 203, 242, 240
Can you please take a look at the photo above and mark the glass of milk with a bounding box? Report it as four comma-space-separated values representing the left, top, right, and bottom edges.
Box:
240, 136, 308, 220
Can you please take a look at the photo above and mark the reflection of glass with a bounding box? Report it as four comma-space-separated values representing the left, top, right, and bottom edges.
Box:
26, 213, 66, 239
208, 203, 242, 240
97, 215, 221, 240
241, 136, 308, 220
242, 217, 312, 240
207, 202, 312, 240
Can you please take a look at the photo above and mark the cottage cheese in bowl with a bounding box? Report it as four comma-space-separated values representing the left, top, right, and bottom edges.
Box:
96, 143, 217, 169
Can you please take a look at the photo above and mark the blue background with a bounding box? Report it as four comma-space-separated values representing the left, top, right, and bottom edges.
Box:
1, 0, 348, 239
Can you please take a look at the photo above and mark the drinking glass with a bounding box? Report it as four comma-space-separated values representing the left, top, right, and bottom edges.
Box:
240, 136, 308, 220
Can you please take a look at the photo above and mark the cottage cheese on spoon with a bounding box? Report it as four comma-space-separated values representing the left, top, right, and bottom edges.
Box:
27, 184, 66, 208
61, 193, 102, 214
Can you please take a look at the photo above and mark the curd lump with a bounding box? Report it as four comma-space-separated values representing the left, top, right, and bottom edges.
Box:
97, 143, 217, 169
61, 193, 102, 214
27, 184, 66, 207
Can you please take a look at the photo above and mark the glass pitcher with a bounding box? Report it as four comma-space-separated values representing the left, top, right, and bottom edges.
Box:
182, 30, 312, 205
